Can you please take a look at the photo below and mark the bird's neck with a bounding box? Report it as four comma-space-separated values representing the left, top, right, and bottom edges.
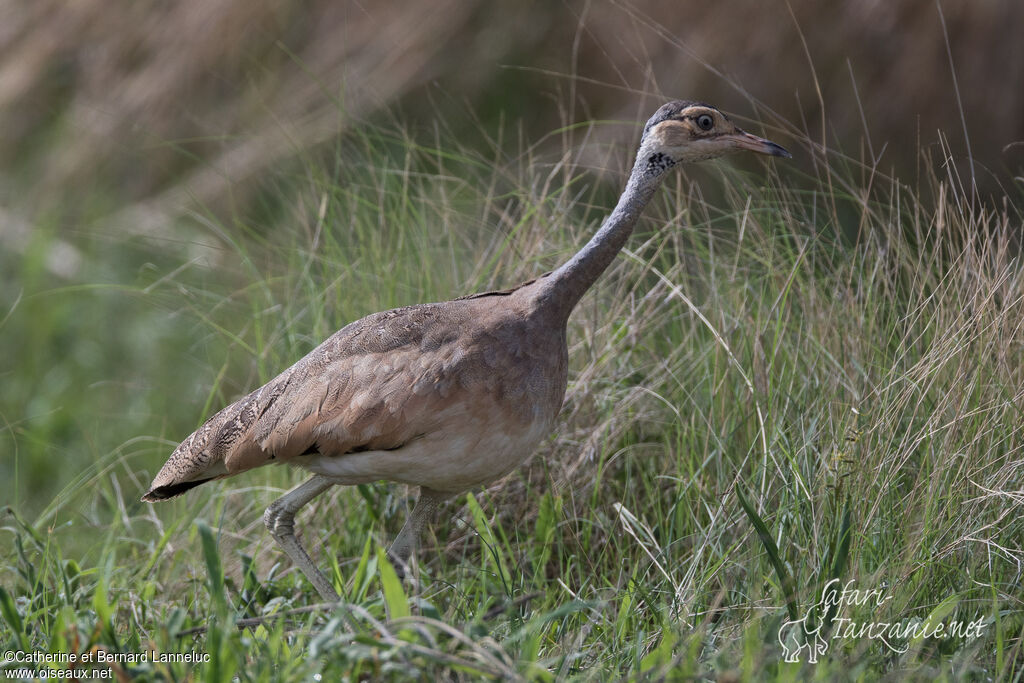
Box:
533, 153, 667, 321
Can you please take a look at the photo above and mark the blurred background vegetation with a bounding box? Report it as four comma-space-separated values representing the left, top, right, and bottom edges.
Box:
2, 2, 1022, 677
1, 0, 1022, 532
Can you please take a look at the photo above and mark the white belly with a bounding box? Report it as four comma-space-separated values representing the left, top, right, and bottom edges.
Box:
300, 404, 554, 492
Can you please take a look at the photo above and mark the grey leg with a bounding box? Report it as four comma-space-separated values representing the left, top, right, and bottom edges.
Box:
387, 487, 447, 578
264, 474, 338, 601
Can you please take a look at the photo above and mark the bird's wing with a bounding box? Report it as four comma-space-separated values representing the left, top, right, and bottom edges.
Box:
143, 301, 471, 499
144, 301, 475, 499
231, 300, 477, 467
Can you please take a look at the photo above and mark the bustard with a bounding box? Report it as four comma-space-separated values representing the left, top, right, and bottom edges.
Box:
143, 101, 790, 601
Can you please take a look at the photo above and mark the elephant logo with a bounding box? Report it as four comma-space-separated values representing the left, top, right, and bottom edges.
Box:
778, 614, 829, 663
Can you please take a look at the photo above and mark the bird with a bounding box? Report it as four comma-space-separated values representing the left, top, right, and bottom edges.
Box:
142, 101, 790, 601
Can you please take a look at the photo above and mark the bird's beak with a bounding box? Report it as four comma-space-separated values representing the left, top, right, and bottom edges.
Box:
724, 130, 792, 158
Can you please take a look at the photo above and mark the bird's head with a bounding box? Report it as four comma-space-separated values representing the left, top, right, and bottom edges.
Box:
638, 101, 791, 171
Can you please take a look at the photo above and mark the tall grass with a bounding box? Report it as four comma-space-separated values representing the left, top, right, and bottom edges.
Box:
1, 109, 1021, 680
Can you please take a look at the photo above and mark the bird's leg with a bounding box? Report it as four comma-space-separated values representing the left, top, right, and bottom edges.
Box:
263, 474, 338, 601
387, 487, 447, 579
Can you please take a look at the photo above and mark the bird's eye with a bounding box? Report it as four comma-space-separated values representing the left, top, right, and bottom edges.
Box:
696, 114, 714, 131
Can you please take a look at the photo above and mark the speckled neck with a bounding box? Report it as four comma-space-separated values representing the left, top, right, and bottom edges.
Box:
532, 144, 672, 323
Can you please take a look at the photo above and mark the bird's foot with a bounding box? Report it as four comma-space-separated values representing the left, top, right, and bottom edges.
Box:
386, 551, 411, 581
263, 482, 340, 602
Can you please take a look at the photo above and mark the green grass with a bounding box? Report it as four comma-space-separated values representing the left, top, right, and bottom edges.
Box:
1, 113, 1021, 681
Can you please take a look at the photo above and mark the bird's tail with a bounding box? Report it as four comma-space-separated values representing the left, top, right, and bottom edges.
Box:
141, 398, 244, 502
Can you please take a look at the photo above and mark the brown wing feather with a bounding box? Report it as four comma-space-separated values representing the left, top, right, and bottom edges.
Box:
142, 300, 473, 500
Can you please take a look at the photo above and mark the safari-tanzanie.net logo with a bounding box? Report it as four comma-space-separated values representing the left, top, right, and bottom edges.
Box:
777, 579, 987, 663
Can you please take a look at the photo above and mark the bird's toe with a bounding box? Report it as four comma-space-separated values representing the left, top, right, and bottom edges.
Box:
386, 551, 410, 580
